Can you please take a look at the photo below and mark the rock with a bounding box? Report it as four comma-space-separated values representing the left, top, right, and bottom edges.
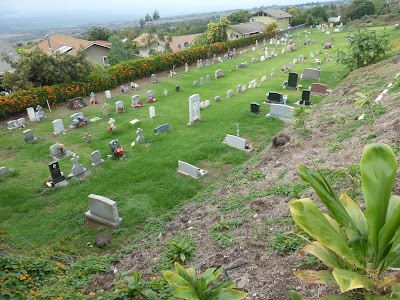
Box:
95, 233, 111, 248
272, 132, 290, 147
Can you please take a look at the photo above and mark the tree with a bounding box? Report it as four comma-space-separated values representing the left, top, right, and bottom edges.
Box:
2, 49, 93, 91
264, 22, 278, 37
107, 35, 137, 65
139, 18, 145, 30
206, 17, 230, 44
190, 33, 209, 48
152, 10, 160, 21
84, 26, 113, 41
144, 13, 152, 22
227, 10, 250, 25
344, 0, 375, 21
336, 28, 389, 71
141, 32, 158, 56
309, 6, 328, 22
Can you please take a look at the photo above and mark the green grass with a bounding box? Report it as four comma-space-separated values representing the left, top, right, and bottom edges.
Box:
0, 28, 352, 254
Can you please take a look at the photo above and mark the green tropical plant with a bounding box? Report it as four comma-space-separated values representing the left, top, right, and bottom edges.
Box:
163, 262, 247, 300
124, 270, 163, 299
290, 105, 311, 131
166, 235, 196, 264
290, 143, 400, 298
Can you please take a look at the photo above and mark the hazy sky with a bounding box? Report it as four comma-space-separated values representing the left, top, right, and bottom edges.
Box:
2, 0, 324, 17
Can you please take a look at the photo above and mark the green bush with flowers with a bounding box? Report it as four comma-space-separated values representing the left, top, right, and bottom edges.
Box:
0, 32, 270, 120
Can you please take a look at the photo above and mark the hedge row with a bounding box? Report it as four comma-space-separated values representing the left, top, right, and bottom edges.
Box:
0, 33, 269, 120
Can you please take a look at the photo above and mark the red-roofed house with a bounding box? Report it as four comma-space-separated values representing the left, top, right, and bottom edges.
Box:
133, 33, 201, 57
31, 34, 112, 66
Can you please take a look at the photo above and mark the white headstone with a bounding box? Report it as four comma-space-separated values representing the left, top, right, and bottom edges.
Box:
261, 76, 267, 82
205, 100, 210, 108
149, 106, 155, 118
27, 107, 37, 122
105, 90, 112, 99
188, 94, 201, 124
227, 90, 233, 97
0, 166, 8, 177
85, 194, 122, 228
177, 161, 207, 179
115, 101, 124, 113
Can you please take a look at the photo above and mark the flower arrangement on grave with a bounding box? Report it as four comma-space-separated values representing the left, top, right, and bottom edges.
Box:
56, 142, 65, 155
74, 103, 83, 110
72, 114, 88, 127
296, 84, 303, 91
117, 106, 124, 113
282, 80, 288, 89
113, 146, 124, 159
108, 118, 116, 132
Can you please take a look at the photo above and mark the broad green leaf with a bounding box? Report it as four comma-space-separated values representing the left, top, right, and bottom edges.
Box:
180, 253, 186, 262
324, 213, 347, 241
175, 263, 197, 287
340, 193, 368, 237
294, 270, 337, 285
163, 270, 191, 288
289, 290, 303, 300
291, 199, 362, 267
340, 193, 368, 263
382, 240, 400, 270
377, 196, 400, 267
218, 288, 248, 300
332, 268, 375, 293
133, 270, 141, 284
174, 286, 200, 299
202, 267, 219, 286
302, 242, 344, 269
298, 164, 358, 233
387, 195, 400, 221
142, 288, 161, 300
361, 143, 398, 254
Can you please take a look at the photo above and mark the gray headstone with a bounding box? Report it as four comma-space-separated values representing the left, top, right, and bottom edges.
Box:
227, 90, 234, 97
85, 194, 122, 228
269, 104, 294, 121
23, 129, 37, 142
214, 96, 220, 102
0, 166, 8, 177
301, 68, 320, 81
91, 150, 104, 167
223, 134, 251, 151
177, 160, 207, 179
215, 69, 223, 78
151, 73, 157, 83
53, 119, 66, 135
154, 123, 171, 134
206, 75, 211, 82
27, 107, 37, 122
200, 77, 204, 84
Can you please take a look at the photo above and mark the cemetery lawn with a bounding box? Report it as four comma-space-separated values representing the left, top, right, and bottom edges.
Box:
1, 26, 399, 299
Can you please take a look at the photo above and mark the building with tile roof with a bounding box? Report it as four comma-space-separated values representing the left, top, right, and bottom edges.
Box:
31, 34, 111, 65
249, 9, 292, 30
226, 22, 267, 39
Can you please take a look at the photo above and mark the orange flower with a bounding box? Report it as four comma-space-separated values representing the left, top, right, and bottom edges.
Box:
19, 275, 27, 281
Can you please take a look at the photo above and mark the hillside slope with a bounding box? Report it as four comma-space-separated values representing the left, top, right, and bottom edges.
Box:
86, 57, 400, 299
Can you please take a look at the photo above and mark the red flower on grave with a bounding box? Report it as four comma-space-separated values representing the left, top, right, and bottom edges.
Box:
113, 147, 124, 159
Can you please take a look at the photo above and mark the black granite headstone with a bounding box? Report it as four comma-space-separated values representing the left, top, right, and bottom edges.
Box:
48, 161, 65, 184
175, 85, 180, 92
301, 90, 311, 105
267, 92, 283, 104
287, 72, 298, 90
251, 102, 260, 114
